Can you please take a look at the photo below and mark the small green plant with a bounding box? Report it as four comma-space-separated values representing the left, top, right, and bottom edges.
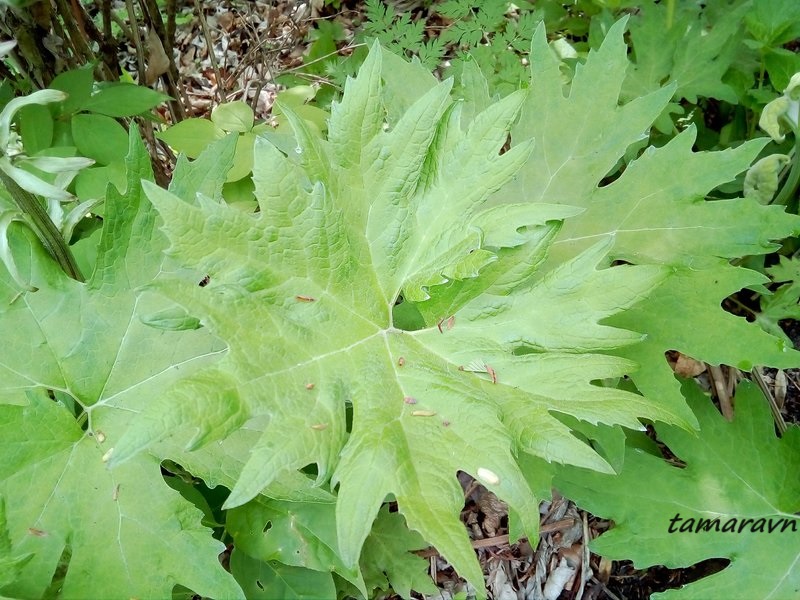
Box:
156, 88, 329, 206
0, 63, 167, 284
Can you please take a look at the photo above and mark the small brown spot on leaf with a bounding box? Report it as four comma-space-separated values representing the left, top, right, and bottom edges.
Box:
398, 357, 405, 367
28, 528, 47, 537
403, 396, 417, 404
295, 295, 316, 302
486, 364, 497, 384
411, 410, 436, 417
305, 383, 315, 390
198, 275, 210, 287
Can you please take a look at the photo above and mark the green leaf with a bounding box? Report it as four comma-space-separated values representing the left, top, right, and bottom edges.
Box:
757, 255, 800, 340
73, 160, 127, 202
624, 1, 748, 103
17, 103, 53, 155
228, 132, 255, 182
115, 43, 688, 593
157, 118, 226, 158
0, 392, 239, 599
227, 497, 367, 596
0, 497, 33, 588
211, 101, 255, 133
50, 65, 94, 114
764, 48, 800, 92
71, 113, 129, 165
83, 83, 168, 117
0, 131, 242, 599
555, 381, 800, 600
230, 550, 336, 600
500, 18, 800, 423
745, 0, 800, 47
169, 133, 238, 203
360, 506, 437, 599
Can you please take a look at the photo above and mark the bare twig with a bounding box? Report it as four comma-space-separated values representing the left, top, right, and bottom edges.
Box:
415, 518, 579, 557
124, 0, 147, 85
707, 364, 734, 420
575, 511, 590, 600
751, 367, 788, 435
193, 0, 226, 104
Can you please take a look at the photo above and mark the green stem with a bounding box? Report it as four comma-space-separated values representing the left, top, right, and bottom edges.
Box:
773, 131, 800, 211
665, 0, 675, 30
0, 170, 84, 282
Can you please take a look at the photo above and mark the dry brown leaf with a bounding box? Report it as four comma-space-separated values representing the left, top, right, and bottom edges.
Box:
673, 353, 706, 377
145, 27, 170, 85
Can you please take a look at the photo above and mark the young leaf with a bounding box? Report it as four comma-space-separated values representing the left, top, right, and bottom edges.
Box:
117, 43, 690, 592
555, 381, 800, 600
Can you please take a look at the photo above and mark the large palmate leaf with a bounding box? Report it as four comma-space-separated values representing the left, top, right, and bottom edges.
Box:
0, 134, 243, 599
111, 43, 687, 590
555, 381, 800, 599
497, 19, 800, 419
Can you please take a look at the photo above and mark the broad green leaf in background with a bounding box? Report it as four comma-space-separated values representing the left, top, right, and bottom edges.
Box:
111, 42, 687, 593
623, 0, 749, 105
555, 381, 800, 600
156, 118, 226, 158
82, 82, 168, 118
0, 133, 242, 599
745, 0, 800, 88
227, 495, 367, 595
498, 19, 800, 422
756, 255, 800, 341
17, 104, 53, 155
359, 506, 438, 599
230, 550, 336, 600
211, 101, 254, 133
226, 496, 435, 600
71, 113, 129, 165
49, 65, 94, 115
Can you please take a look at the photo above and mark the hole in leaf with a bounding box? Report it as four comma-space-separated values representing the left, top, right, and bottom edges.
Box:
50, 390, 87, 430
43, 543, 72, 598
256, 580, 264, 590
721, 287, 758, 323
300, 463, 320, 478
608, 558, 729, 598
263, 521, 272, 534
392, 297, 426, 331
161, 461, 231, 532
